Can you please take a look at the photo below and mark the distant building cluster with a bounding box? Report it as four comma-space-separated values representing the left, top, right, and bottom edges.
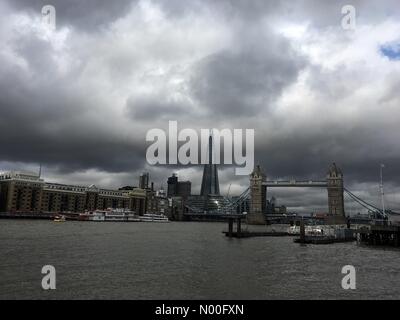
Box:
0, 136, 307, 221
0, 135, 256, 220
167, 174, 191, 199
266, 197, 287, 215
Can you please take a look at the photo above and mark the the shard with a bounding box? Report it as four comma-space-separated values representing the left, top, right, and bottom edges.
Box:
200, 135, 220, 196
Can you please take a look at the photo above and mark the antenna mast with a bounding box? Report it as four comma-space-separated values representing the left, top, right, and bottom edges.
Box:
380, 164, 386, 218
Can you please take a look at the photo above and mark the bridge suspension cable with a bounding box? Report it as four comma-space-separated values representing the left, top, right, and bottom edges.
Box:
344, 187, 386, 218
184, 187, 251, 215
225, 187, 250, 210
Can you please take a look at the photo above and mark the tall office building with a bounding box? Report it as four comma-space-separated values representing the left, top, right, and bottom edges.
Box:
167, 174, 178, 197
139, 172, 149, 189
184, 134, 231, 215
167, 174, 191, 199
200, 135, 220, 196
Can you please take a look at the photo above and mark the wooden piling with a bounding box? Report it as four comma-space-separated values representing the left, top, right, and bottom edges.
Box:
237, 218, 242, 237
300, 219, 305, 243
228, 218, 233, 237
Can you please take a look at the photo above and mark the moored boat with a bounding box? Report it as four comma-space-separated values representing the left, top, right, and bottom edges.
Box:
80, 208, 140, 222
53, 215, 66, 222
139, 213, 169, 222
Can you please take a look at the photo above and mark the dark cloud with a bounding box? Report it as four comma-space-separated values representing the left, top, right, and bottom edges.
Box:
126, 94, 188, 121
0, 18, 144, 174
190, 40, 305, 117
254, 123, 400, 184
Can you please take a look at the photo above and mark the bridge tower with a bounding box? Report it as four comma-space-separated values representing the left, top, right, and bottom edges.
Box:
248, 165, 266, 225
327, 163, 345, 219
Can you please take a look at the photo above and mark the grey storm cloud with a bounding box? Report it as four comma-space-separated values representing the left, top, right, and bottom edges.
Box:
126, 94, 188, 121
190, 42, 305, 117
0, 7, 145, 174
0, 0, 400, 213
255, 126, 400, 183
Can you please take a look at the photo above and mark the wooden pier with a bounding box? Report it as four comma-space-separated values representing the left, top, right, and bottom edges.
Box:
223, 230, 289, 238
293, 236, 355, 244
356, 224, 400, 247
223, 215, 291, 238
225, 215, 245, 238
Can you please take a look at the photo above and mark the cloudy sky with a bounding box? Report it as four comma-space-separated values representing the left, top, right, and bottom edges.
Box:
1, 0, 400, 213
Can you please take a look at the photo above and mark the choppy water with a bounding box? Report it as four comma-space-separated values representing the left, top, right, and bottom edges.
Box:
0, 220, 399, 300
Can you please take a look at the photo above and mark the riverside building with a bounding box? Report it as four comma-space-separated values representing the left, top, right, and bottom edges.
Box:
0, 171, 147, 215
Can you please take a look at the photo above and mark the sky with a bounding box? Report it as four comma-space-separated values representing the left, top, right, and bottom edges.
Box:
0, 0, 400, 213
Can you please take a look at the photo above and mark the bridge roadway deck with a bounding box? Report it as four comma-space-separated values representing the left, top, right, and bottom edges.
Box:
263, 180, 327, 187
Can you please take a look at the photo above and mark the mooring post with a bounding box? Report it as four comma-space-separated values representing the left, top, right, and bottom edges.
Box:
237, 218, 242, 237
228, 218, 233, 237
300, 219, 305, 243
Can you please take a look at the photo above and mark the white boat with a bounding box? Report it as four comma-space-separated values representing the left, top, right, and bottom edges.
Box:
90, 210, 106, 222
288, 225, 299, 235
53, 215, 66, 222
139, 213, 169, 222
288, 225, 326, 235
83, 208, 140, 222
104, 208, 140, 222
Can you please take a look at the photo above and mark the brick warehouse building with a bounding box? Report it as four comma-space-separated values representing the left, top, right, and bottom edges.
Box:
0, 171, 147, 215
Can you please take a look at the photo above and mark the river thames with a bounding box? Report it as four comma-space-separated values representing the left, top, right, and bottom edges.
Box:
1, 220, 399, 300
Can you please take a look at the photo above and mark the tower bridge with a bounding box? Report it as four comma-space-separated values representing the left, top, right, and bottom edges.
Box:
247, 163, 345, 225
185, 152, 387, 226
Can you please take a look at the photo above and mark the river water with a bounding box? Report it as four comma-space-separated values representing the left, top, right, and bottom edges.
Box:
0, 220, 399, 300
